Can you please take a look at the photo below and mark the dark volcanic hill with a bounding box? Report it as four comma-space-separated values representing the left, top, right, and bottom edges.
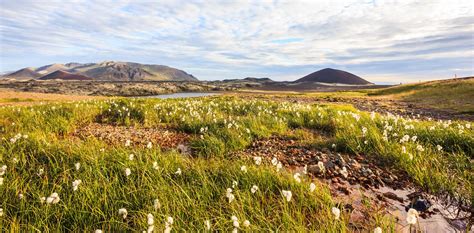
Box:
295, 68, 372, 85
4, 68, 42, 80
39, 70, 93, 81
2, 61, 198, 81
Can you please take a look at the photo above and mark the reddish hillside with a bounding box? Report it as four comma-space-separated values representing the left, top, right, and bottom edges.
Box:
39, 70, 93, 81
4, 68, 42, 80
296, 68, 372, 85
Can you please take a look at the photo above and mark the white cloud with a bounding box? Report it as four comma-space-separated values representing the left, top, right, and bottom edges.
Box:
0, 0, 472, 81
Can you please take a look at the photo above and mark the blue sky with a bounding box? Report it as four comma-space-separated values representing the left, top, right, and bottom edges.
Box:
0, 0, 473, 83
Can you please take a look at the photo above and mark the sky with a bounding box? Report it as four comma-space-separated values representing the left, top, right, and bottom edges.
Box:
0, 0, 473, 83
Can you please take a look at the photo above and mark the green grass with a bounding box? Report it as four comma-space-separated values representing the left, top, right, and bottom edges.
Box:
369, 77, 474, 113
0, 96, 472, 231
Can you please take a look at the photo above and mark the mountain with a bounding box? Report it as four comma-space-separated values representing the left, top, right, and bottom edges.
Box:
39, 70, 93, 80
2, 61, 198, 81
295, 68, 372, 85
3, 68, 42, 80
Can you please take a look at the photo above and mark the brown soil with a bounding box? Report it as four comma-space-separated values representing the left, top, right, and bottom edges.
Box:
72, 123, 190, 151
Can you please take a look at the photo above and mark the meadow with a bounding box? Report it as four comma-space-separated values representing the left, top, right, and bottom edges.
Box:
0, 96, 472, 232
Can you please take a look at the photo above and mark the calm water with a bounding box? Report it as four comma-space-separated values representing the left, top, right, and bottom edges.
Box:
147, 92, 220, 99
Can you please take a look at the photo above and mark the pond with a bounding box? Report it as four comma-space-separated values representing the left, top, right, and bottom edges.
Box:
146, 92, 220, 99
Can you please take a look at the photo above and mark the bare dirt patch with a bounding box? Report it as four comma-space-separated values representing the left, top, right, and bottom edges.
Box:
73, 123, 190, 150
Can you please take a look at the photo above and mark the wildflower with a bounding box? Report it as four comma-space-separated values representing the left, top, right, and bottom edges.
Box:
374, 227, 382, 233
125, 168, 131, 177
232, 216, 240, 228
153, 199, 161, 210
118, 208, 128, 219
253, 156, 262, 165
40, 196, 46, 203
46, 192, 60, 204
411, 136, 417, 142
18, 193, 23, 199
340, 167, 348, 178
416, 144, 424, 152
226, 188, 235, 203
0, 165, 6, 176
406, 208, 418, 225
271, 157, 278, 166
0, 177, 3, 186
72, 179, 82, 191
152, 161, 159, 170
232, 180, 238, 188
332, 207, 341, 220
310, 183, 316, 192
205, 220, 211, 230
95, 230, 102, 233
401, 146, 406, 154
293, 173, 301, 183
251, 185, 259, 193
364, 140, 368, 145
436, 145, 442, 151
37, 168, 44, 176
164, 216, 173, 233
362, 127, 367, 136
75, 162, 81, 170
175, 168, 182, 175
125, 140, 131, 147
276, 162, 283, 172
243, 220, 250, 227
129, 154, 134, 160
331, 143, 336, 149
240, 165, 247, 173
466, 123, 471, 129
147, 213, 154, 225
0, 208, 3, 217
408, 153, 413, 160
282, 190, 292, 202
317, 161, 325, 173
146, 142, 152, 149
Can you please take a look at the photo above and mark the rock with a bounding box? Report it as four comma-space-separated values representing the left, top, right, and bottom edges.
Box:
406, 197, 431, 212
383, 192, 404, 202
308, 164, 324, 175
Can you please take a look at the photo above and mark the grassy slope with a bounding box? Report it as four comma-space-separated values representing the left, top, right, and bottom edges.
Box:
0, 97, 472, 231
369, 77, 474, 114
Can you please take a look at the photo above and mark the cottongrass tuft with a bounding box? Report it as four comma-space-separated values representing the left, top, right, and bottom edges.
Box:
309, 183, 316, 192
251, 185, 258, 194
46, 192, 60, 204
72, 179, 82, 191
374, 227, 382, 233
282, 190, 292, 202
118, 208, 128, 219
406, 208, 418, 225
331, 207, 341, 220
125, 168, 131, 177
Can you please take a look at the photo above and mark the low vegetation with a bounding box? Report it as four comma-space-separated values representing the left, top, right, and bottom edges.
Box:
0, 96, 472, 231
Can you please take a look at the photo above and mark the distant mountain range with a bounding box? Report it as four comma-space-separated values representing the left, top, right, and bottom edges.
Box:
295, 68, 372, 85
2, 61, 198, 81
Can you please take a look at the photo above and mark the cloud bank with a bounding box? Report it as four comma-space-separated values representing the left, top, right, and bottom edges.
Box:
1, 0, 472, 83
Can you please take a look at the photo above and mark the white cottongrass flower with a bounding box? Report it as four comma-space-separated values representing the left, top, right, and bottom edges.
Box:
416, 144, 424, 152
340, 167, 348, 178
253, 156, 262, 165
231, 215, 240, 229
46, 192, 60, 204
153, 199, 161, 210
466, 123, 471, 129
251, 185, 259, 194
411, 136, 417, 142
309, 183, 316, 192
0, 208, 3, 217
94, 230, 103, 233
240, 165, 247, 173
226, 188, 235, 203
125, 168, 131, 176
175, 168, 182, 175
125, 140, 131, 147
0, 165, 6, 176
72, 179, 82, 191
232, 180, 238, 188
293, 173, 301, 183
332, 207, 341, 220
146, 142, 153, 149
152, 161, 159, 170
205, 220, 211, 230
317, 161, 325, 173
12, 157, 19, 163
282, 190, 292, 202
164, 216, 174, 233
40, 196, 46, 203
436, 145, 442, 151
0, 177, 3, 186
147, 213, 154, 225
37, 168, 44, 176
271, 157, 278, 166
243, 220, 250, 227
129, 154, 134, 160
276, 162, 283, 172
401, 146, 406, 154
374, 227, 382, 233
118, 208, 128, 219
75, 162, 81, 170
406, 208, 418, 225
18, 193, 24, 199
